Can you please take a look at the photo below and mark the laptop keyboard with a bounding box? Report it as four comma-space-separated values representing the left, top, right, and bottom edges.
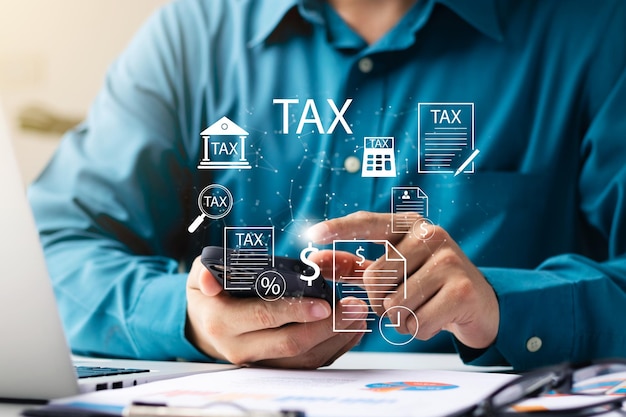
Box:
75, 366, 150, 379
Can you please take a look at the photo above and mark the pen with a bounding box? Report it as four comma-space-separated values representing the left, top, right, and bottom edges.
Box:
123, 404, 305, 417
453, 148, 480, 177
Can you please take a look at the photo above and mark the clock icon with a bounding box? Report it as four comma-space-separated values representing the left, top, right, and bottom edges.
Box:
378, 306, 419, 346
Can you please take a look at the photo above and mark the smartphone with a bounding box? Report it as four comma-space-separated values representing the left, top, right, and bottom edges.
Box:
200, 246, 335, 303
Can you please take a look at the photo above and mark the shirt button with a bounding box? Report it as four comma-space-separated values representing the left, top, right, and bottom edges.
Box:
526, 336, 542, 353
358, 57, 373, 73
344, 156, 361, 174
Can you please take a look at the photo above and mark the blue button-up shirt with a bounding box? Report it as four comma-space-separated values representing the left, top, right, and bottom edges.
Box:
29, 0, 626, 370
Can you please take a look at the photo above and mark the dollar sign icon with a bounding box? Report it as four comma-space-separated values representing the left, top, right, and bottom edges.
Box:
299, 242, 321, 286
419, 222, 429, 239
355, 245, 366, 266
414, 218, 435, 241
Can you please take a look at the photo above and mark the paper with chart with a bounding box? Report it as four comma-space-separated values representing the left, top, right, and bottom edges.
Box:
49, 368, 518, 417
332, 240, 407, 333
418, 103, 476, 174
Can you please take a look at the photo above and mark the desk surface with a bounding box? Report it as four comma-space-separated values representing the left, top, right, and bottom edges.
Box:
328, 351, 510, 372
1, 353, 499, 416
0, 402, 33, 417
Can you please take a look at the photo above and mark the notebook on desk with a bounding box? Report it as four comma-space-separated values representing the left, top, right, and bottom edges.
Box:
0, 104, 233, 402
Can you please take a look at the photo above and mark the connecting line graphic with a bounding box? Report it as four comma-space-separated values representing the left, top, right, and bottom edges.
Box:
251, 146, 280, 172
269, 179, 322, 238
296, 152, 335, 172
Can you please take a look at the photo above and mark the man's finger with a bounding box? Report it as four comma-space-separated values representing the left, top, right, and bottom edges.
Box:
307, 211, 400, 244
253, 323, 366, 369
308, 249, 373, 286
246, 297, 332, 332
187, 256, 224, 296
235, 297, 368, 366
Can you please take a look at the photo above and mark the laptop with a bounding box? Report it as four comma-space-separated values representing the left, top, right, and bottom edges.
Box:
0, 104, 234, 402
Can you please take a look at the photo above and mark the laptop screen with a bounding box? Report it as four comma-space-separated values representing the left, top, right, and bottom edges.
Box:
0, 103, 80, 400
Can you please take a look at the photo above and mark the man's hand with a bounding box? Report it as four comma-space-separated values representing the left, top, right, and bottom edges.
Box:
307, 211, 500, 350
186, 257, 367, 368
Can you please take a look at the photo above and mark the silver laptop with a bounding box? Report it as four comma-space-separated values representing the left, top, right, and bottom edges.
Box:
0, 104, 233, 402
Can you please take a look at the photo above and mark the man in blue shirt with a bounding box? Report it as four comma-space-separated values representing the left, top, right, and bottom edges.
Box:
28, 0, 626, 371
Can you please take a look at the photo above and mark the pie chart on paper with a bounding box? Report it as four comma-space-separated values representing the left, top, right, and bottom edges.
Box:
365, 381, 459, 392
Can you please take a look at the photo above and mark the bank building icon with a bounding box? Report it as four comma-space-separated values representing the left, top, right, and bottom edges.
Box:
197, 116, 251, 170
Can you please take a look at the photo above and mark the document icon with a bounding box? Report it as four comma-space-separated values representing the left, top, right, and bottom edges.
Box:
391, 186, 428, 233
332, 240, 407, 333
418, 103, 475, 174
223, 226, 274, 292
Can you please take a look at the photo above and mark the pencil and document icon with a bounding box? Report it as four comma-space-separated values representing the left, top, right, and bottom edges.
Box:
332, 240, 407, 333
418, 102, 479, 175
391, 186, 428, 233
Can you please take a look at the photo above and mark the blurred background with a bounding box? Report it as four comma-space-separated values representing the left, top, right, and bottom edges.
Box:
0, 0, 169, 185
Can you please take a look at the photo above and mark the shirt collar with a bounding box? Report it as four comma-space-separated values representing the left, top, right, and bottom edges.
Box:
247, 0, 304, 47
437, 0, 503, 42
248, 0, 503, 48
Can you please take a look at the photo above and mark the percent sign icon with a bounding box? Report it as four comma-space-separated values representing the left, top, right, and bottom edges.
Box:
255, 270, 286, 302
261, 275, 281, 295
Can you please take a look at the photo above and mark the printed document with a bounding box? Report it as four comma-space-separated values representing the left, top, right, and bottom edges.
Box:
49, 368, 517, 417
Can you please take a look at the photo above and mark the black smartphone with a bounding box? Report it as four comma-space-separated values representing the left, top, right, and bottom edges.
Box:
200, 246, 335, 304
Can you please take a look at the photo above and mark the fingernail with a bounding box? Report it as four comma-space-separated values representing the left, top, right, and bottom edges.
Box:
309, 302, 331, 319
307, 222, 331, 243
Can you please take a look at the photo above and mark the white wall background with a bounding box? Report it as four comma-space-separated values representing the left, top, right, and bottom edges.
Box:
0, 0, 169, 185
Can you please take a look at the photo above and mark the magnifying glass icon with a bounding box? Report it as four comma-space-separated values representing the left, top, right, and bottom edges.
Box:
187, 184, 233, 233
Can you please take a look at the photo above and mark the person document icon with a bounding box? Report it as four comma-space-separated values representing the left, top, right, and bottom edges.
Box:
391, 187, 428, 233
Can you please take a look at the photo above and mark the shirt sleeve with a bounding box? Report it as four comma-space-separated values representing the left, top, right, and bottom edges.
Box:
460, 66, 626, 371
27, 3, 209, 361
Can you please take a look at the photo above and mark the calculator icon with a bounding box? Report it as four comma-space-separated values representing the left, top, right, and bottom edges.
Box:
361, 136, 397, 177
